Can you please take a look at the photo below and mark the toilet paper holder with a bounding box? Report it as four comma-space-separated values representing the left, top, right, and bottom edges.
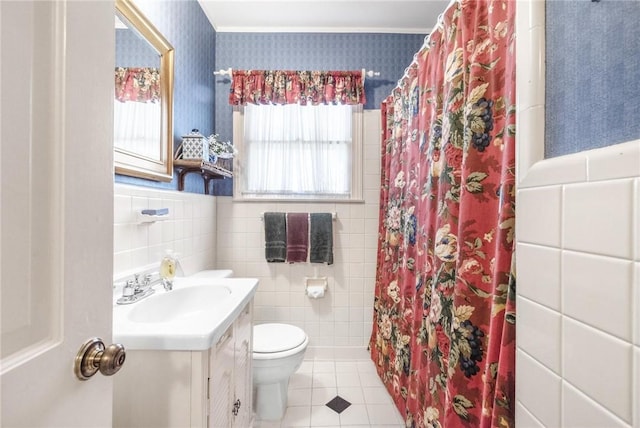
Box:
305, 276, 327, 298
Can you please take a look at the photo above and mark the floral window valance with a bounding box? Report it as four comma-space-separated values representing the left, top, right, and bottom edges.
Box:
115, 67, 160, 103
228, 70, 366, 106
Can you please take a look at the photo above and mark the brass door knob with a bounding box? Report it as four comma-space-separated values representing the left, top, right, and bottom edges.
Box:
74, 338, 126, 380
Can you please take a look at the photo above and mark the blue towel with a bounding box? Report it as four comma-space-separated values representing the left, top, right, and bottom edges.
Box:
264, 212, 286, 262
309, 213, 333, 265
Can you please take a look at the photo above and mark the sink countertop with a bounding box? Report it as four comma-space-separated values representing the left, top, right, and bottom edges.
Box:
112, 277, 258, 351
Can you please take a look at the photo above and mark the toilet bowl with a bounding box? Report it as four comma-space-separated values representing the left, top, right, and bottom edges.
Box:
252, 323, 309, 421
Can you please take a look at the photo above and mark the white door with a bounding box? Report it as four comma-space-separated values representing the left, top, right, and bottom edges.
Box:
1, 1, 116, 426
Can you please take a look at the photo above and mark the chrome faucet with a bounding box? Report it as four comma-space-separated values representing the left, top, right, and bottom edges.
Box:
116, 272, 159, 305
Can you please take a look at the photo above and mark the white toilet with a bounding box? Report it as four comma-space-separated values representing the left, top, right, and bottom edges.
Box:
187, 270, 309, 420
252, 323, 309, 421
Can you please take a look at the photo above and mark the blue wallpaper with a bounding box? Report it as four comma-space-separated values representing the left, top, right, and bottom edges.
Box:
114, 5, 425, 195
115, 28, 158, 67
212, 32, 426, 195
114, 0, 218, 193
545, 1, 640, 158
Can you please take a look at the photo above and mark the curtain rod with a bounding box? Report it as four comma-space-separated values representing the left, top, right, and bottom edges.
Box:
213, 67, 233, 76
214, 68, 380, 78
395, 0, 460, 89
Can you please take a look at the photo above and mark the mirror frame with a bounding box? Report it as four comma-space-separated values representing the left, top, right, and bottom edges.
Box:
114, 0, 174, 182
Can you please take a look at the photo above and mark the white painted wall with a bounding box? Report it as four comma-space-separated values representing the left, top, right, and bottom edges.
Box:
515, 1, 640, 427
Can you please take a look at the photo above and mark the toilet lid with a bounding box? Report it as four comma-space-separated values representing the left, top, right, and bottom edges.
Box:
253, 323, 307, 353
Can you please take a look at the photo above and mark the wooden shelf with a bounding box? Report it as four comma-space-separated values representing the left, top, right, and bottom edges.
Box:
173, 159, 232, 195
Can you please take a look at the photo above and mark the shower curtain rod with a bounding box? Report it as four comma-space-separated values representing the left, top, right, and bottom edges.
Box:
213, 68, 380, 78
395, 0, 460, 88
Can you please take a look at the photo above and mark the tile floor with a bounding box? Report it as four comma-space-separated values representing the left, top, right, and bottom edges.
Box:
255, 357, 405, 427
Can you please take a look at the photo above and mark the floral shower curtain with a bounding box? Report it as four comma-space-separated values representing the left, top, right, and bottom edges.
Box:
369, 1, 516, 427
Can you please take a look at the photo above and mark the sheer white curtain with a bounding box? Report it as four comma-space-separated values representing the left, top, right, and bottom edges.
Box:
113, 100, 161, 160
243, 103, 352, 196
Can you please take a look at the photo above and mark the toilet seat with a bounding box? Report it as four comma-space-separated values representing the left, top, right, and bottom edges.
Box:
253, 323, 307, 354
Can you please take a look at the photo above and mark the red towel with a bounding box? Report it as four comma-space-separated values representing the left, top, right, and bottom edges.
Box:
286, 213, 308, 263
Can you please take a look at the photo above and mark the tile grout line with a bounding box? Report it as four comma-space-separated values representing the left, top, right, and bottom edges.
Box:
272, 358, 403, 428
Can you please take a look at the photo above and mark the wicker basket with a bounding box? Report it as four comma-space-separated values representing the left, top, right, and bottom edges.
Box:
215, 155, 233, 171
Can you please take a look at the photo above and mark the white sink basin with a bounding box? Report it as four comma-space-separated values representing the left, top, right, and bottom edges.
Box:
113, 277, 258, 351
127, 285, 232, 323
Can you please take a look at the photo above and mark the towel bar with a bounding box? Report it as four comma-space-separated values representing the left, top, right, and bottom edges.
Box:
260, 212, 337, 221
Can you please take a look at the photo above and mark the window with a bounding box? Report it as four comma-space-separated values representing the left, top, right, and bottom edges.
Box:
113, 100, 161, 159
233, 103, 363, 201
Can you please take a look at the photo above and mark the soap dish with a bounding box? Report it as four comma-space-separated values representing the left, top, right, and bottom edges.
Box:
137, 208, 170, 224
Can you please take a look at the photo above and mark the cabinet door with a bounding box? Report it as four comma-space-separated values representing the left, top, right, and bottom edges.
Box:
233, 304, 253, 427
209, 328, 235, 428
113, 351, 195, 428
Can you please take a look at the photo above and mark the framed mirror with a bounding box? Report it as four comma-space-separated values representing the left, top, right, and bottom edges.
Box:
114, 0, 174, 181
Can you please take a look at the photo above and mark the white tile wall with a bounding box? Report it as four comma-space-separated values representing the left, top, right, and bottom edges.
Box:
517, 154, 640, 428
515, 403, 545, 428
562, 382, 630, 428
215, 110, 381, 349
563, 179, 634, 259
515, 186, 562, 247
516, 1, 640, 427
516, 243, 561, 310
563, 318, 633, 423
516, 297, 561, 373
587, 142, 640, 182
562, 251, 633, 341
113, 184, 217, 279
516, 350, 562, 427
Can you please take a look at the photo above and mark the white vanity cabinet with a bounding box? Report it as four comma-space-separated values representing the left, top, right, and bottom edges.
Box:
209, 302, 253, 427
113, 302, 254, 428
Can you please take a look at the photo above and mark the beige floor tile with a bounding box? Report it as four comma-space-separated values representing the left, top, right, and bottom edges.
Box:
281, 406, 311, 427
310, 405, 341, 427
362, 386, 393, 404
336, 386, 365, 404
339, 404, 370, 426
313, 372, 337, 388
288, 387, 312, 407
336, 372, 361, 387
366, 403, 404, 426
313, 361, 336, 373
290, 372, 313, 389
311, 387, 339, 406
